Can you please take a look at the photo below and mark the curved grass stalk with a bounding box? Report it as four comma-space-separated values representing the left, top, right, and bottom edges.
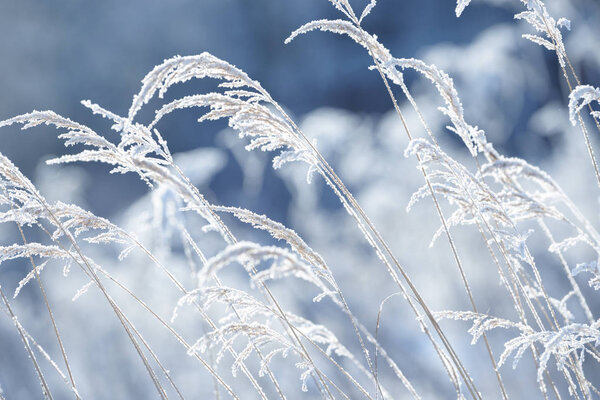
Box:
165, 160, 335, 399
209, 205, 420, 399
3, 3, 598, 394
0, 287, 54, 400
122, 102, 336, 398
94, 266, 240, 400
255, 73, 480, 398
395, 34, 592, 400
0, 185, 81, 399
121, 51, 473, 398
2, 168, 171, 400
191, 251, 380, 399
12, 220, 80, 399
0, 303, 82, 399
30, 222, 239, 400
478, 162, 596, 396
94, 282, 187, 400
540, 220, 595, 324
472, 220, 560, 400
122, 227, 278, 400
33, 207, 272, 400
329, 7, 599, 394
374, 293, 421, 400
527, 0, 600, 188
286, 12, 537, 398
0, 111, 302, 399
279, 119, 475, 397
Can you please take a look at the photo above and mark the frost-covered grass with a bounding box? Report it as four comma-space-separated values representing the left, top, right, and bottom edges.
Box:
2, 0, 600, 399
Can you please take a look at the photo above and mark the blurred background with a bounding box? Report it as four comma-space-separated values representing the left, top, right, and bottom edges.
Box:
1, 0, 600, 398
0, 0, 520, 219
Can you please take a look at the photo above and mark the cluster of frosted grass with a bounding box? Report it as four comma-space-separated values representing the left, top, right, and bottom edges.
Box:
1, 0, 600, 399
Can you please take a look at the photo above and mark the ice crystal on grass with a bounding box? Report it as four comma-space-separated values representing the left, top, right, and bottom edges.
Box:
195, 241, 334, 302
569, 85, 600, 126
288, 20, 488, 157
144, 53, 319, 181
186, 286, 355, 392
514, 0, 570, 66
405, 139, 541, 251
435, 310, 531, 345
455, 0, 473, 18
572, 261, 600, 290
359, 0, 377, 24
391, 58, 488, 156
500, 322, 600, 384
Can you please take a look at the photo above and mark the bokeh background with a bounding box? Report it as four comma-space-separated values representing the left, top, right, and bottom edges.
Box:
0, 0, 519, 219
1, 0, 600, 398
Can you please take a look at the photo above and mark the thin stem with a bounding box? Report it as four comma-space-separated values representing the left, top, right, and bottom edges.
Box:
96, 267, 240, 399
167, 159, 335, 399
32, 222, 240, 399
23, 187, 170, 400
539, 221, 594, 323
334, 19, 480, 398
0, 287, 54, 400
533, 0, 600, 188
13, 220, 80, 400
